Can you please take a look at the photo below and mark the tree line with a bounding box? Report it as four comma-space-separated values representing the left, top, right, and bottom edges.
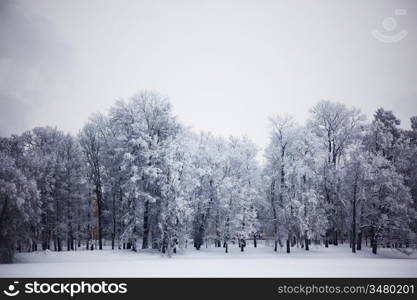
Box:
0, 91, 416, 263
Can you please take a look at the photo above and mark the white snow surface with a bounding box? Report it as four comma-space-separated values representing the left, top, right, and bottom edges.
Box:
1, 243, 416, 278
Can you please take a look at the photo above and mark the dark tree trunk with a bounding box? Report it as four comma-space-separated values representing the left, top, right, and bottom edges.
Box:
42, 239, 48, 251
239, 239, 246, 252
370, 227, 377, 254
270, 180, 279, 253
142, 200, 150, 249
57, 238, 62, 251
67, 237, 74, 251
41, 209, 48, 251
357, 231, 362, 251
112, 191, 116, 250
305, 237, 309, 251
253, 234, 257, 248
161, 237, 166, 254
286, 238, 290, 253
194, 223, 204, 250
215, 211, 221, 249
96, 188, 103, 250
372, 243, 377, 254
351, 174, 358, 253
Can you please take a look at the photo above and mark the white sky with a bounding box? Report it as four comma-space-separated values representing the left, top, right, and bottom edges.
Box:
1, 0, 416, 151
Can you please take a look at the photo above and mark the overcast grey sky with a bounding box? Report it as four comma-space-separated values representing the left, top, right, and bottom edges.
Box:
1, 0, 416, 150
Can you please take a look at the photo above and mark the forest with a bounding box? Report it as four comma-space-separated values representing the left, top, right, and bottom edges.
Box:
1, 91, 416, 264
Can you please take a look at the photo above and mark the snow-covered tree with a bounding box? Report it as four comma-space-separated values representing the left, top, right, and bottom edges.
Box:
341, 144, 370, 253
79, 122, 105, 250
264, 115, 329, 253
0, 149, 39, 263
109, 91, 181, 251
307, 100, 365, 245
362, 154, 416, 253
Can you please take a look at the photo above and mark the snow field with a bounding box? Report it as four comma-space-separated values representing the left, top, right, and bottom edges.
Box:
1, 243, 416, 278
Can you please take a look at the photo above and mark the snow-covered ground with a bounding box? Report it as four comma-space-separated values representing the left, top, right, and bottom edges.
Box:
1, 243, 416, 277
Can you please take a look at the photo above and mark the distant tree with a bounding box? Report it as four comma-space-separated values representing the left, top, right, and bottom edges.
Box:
80, 122, 105, 250
365, 108, 401, 160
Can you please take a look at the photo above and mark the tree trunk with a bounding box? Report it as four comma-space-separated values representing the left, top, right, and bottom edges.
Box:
356, 231, 362, 250
112, 191, 116, 250
286, 238, 290, 253
372, 242, 377, 254
253, 234, 257, 248
96, 187, 103, 250
270, 180, 279, 253
370, 227, 377, 254
41, 207, 48, 250
142, 200, 150, 249
333, 230, 338, 246
57, 238, 62, 251
351, 175, 358, 253
194, 224, 204, 250
215, 211, 221, 249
